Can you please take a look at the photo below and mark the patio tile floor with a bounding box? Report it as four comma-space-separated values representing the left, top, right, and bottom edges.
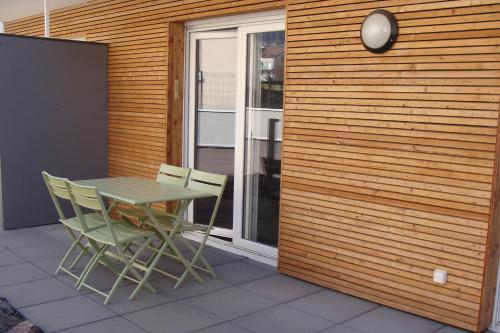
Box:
0, 224, 495, 333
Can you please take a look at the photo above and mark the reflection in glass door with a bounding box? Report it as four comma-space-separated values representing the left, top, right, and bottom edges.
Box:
243, 31, 285, 247
190, 31, 237, 237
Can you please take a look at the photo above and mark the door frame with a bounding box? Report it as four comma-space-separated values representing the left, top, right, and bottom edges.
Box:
183, 10, 285, 263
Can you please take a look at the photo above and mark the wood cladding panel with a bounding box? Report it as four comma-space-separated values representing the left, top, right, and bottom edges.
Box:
279, 1, 500, 332
5, 0, 500, 331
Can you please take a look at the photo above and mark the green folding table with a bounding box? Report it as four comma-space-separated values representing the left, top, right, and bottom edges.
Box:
75, 176, 214, 298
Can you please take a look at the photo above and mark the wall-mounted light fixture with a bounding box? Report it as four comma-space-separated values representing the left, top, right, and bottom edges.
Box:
360, 9, 398, 53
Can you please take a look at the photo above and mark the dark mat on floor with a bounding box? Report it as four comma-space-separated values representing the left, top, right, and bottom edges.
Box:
0, 298, 44, 333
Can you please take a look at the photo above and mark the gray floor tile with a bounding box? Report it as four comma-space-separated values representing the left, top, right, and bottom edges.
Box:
343, 307, 444, 333
234, 304, 333, 333
10, 242, 68, 261
239, 274, 322, 302
0, 227, 33, 238
0, 262, 50, 286
182, 247, 244, 267
56, 275, 92, 295
58, 317, 147, 333
149, 256, 191, 278
153, 275, 231, 299
87, 284, 177, 314
39, 228, 75, 245
75, 265, 134, 292
187, 286, 277, 320
434, 326, 469, 333
287, 290, 378, 323
32, 256, 65, 274
0, 231, 59, 249
0, 277, 78, 308
55, 264, 133, 295
196, 322, 252, 333
30, 223, 64, 232
20, 295, 116, 332
32, 253, 90, 275
320, 324, 364, 333
0, 249, 26, 266
125, 300, 224, 333
215, 260, 276, 285
243, 258, 277, 272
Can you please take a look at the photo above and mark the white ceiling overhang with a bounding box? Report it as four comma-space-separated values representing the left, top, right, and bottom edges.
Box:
0, 0, 91, 22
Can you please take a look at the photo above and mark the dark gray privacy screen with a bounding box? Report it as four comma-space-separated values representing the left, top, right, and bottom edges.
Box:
0, 34, 108, 229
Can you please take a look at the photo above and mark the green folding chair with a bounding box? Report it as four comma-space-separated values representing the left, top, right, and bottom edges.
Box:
116, 164, 191, 227
42, 171, 107, 282
172, 170, 227, 283
66, 180, 157, 304
129, 169, 227, 298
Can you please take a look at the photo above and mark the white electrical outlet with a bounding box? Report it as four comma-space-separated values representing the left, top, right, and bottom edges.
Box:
433, 269, 447, 284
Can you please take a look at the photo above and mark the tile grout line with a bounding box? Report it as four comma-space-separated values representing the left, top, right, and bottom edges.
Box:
336, 304, 383, 326
431, 324, 448, 333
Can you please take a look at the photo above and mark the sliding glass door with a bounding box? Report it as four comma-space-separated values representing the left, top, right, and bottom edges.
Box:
187, 17, 285, 257
188, 31, 237, 238
234, 23, 284, 257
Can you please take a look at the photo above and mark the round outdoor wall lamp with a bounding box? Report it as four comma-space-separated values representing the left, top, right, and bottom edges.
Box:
360, 9, 398, 53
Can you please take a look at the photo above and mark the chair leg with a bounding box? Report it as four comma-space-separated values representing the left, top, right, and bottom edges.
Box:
122, 241, 136, 256
55, 234, 84, 275
68, 242, 92, 270
77, 244, 108, 291
123, 247, 157, 294
180, 237, 215, 278
174, 234, 214, 289
173, 251, 205, 289
128, 240, 167, 301
105, 239, 154, 304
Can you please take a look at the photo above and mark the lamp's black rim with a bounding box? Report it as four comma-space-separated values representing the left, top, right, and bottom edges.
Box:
360, 9, 398, 54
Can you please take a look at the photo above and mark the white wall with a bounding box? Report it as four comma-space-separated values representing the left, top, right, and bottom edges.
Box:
0, 22, 4, 33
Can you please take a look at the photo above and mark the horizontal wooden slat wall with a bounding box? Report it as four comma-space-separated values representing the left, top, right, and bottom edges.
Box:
280, 0, 500, 332
4, 0, 284, 179
5, 0, 500, 331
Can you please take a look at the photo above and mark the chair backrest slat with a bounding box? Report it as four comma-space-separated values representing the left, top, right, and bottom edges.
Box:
42, 171, 70, 220
71, 193, 102, 211
187, 170, 226, 197
66, 180, 118, 243
156, 164, 190, 187
187, 169, 227, 230
67, 182, 102, 211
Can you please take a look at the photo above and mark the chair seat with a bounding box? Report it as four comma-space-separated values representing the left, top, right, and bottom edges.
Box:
61, 213, 107, 232
85, 220, 156, 245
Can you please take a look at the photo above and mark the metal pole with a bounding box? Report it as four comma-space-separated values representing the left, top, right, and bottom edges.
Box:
44, 0, 50, 37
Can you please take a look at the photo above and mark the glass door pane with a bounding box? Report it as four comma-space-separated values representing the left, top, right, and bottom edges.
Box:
242, 30, 285, 247
194, 34, 237, 234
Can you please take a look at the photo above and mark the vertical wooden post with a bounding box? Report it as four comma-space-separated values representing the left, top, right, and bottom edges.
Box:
166, 22, 185, 167
165, 22, 185, 214
478, 102, 500, 332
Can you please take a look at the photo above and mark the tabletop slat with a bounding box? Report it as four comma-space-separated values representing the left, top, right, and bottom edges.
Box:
75, 177, 213, 205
